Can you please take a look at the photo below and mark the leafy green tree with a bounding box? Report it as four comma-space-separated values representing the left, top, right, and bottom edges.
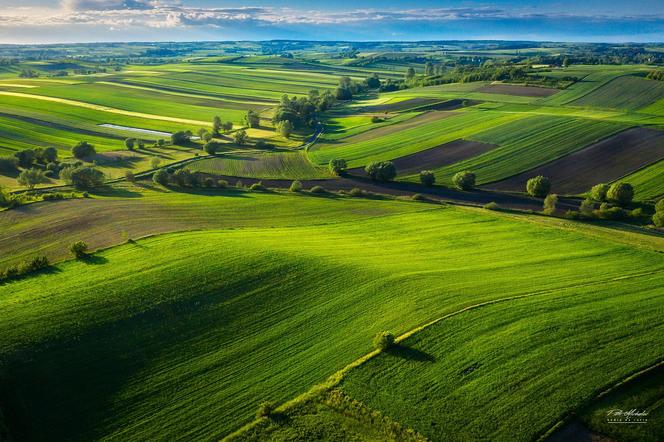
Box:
328, 158, 348, 176
14, 149, 35, 168
420, 170, 435, 187
405, 67, 416, 80
526, 175, 551, 198
579, 198, 595, 218
373, 331, 395, 350
17, 168, 48, 189
606, 182, 634, 206
256, 401, 275, 419
0, 156, 18, 173
204, 141, 221, 155
72, 141, 96, 160
543, 194, 558, 215
424, 61, 435, 76
38, 147, 58, 163
125, 138, 136, 150
125, 170, 136, 182
171, 131, 191, 145
68, 166, 104, 189
653, 211, 664, 227
173, 169, 195, 187
276, 120, 293, 138
365, 161, 396, 181
655, 198, 664, 214
590, 183, 609, 201
213, 116, 222, 136
289, 180, 302, 192
366, 73, 380, 89
234, 129, 248, 146
453, 170, 476, 190
70, 241, 88, 259
150, 157, 161, 169
153, 169, 170, 186
245, 110, 260, 128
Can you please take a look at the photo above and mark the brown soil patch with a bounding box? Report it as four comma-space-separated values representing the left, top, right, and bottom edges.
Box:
477, 83, 559, 97
485, 127, 664, 194
348, 139, 498, 176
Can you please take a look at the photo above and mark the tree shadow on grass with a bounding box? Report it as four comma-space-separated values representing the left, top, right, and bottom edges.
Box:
89, 186, 143, 198
386, 344, 436, 362
80, 254, 108, 265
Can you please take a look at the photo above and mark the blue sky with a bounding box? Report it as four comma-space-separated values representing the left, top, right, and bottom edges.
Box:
0, 1, 662, 44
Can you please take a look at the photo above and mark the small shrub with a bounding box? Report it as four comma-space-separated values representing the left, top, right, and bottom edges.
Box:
70, 241, 88, 259
236, 180, 244, 189
249, 181, 265, 191
483, 201, 499, 210
150, 157, 161, 169
42, 192, 65, 201
289, 180, 302, 192
125, 170, 136, 182
419, 170, 435, 187
453, 170, 476, 190
565, 210, 581, 220
234, 129, 249, 145
124, 138, 135, 150
579, 198, 595, 218
526, 175, 550, 198
349, 187, 364, 197
595, 203, 626, 220
411, 193, 426, 201
655, 199, 664, 213
590, 183, 609, 202
371, 116, 383, 123
629, 208, 644, 219
542, 194, 558, 215
256, 401, 276, 419
203, 177, 215, 188
217, 179, 228, 188
606, 182, 634, 206
373, 331, 395, 350
309, 185, 326, 194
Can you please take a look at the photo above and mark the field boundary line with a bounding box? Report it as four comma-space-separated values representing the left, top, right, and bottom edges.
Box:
223, 268, 662, 440
0, 91, 211, 127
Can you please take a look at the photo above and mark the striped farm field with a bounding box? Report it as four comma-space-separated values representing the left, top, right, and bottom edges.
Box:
569, 75, 664, 110
1, 202, 662, 441
416, 115, 626, 186
186, 151, 332, 180
309, 110, 525, 167
618, 159, 664, 201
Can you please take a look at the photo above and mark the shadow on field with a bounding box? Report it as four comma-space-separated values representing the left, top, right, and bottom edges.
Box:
90, 186, 143, 198
386, 344, 435, 362
81, 254, 109, 265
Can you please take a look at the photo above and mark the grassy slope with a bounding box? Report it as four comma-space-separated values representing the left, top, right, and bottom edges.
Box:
570, 75, 664, 110
1, 204, 662, 441
339, 273, 664, 441
309, 110, 524, 167
414, 115, 625, 185
186, 151, 332, 180
618, 159, 664, 201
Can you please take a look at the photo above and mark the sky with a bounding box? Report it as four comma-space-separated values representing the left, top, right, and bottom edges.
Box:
0, 0, 662, 44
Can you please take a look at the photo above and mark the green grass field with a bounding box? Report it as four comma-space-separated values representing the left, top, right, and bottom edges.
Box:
618, 159, 664, 200
1, 198, 662, 441
186, 151, 332, 179
569, 75, 664, 110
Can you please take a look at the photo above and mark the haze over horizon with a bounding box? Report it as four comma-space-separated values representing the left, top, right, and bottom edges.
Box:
0, 0, 663, 44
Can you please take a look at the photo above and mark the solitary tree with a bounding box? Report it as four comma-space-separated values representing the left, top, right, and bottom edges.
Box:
150, 157, 161, 169
17, 168, 48, 189
124, 138, 136, 150
213, 116, 222, 136
72, 141, 96, 160
204, 141, 221, 155
245, 110, 260, 128
234, 129, 248, 146
526, 175, 551, 198
366, 73, 380, 89
373, 331, 395, 350
365, 161, 396, 181
197, 128, 208, 140
41, 147, 58, 163
222, 121, 234, 133
70, 241, 88, 259
328, 158, 348, 176
606, 182, 634, 206
453, 170, 476, 191
171, 131, 191, 145
405, 67, 416, 80
153, 169, 170, 186
420, 170, 435, 187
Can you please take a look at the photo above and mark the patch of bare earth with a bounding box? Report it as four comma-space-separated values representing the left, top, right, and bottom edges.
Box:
484, 127, 664, 194
348, 139, 498, 176
477, 83, 559, 97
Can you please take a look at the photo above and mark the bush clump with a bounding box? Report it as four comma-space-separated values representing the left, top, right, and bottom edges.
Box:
419, 170, 435, 187
606, 182, 634, 206
483, 201, 499, 210
542, 194, 558, 215
373, 331, 395, 350
453, 170, 476, 190
289, 180, 302, 192
71, 141, 96, 160
62, 166, 104, 189
153, 169, 170, 186
526, 175, 551, 198
309, 185, 326, 194
653, 198, 664, 227
249, 181, 265, 191
349, 187, 364, 197
365, 161, 396, 181
70, 241, 89, 259
217, 179, 229, 188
